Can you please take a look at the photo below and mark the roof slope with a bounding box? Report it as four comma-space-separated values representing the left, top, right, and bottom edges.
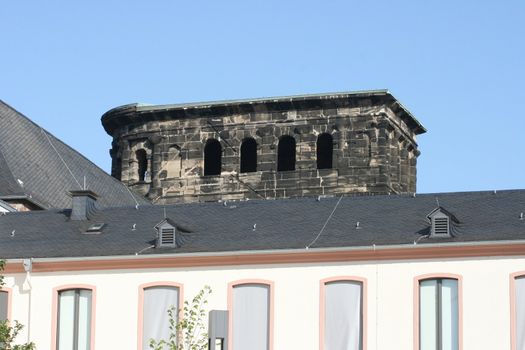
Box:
1, 190, 524, 259
0, 100, 149, 208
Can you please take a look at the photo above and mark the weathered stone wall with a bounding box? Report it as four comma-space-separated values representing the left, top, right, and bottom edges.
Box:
103, 93, 424, 204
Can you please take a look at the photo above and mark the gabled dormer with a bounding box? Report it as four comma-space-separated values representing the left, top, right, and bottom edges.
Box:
426, 207, 459, 238
154, 218, 177, 248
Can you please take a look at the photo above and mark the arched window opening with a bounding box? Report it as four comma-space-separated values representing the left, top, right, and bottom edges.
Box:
204, 139, 222, 176
230, 280, 273, 350
141, 284, 180, 349
418, 277, 459, 350
166, 145, 182, 179
54, 287, 94, 350
316, 133, 333, 169
136, 149, 148, 182
277, 136, 296, 171
513, 274, 525, 349
114, 157, 122, 181
240, 138, 257, 173
0, 289, 9, 321
321, 279, 364, 350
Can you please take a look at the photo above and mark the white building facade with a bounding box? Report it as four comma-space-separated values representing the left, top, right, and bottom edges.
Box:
3, 241, 525, 350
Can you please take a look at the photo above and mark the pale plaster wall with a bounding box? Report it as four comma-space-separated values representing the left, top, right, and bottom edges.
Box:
3, 256, 523, 350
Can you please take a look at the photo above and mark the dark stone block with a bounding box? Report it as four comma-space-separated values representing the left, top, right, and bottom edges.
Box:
278, 171, 300, 180
275, 179, 300, 189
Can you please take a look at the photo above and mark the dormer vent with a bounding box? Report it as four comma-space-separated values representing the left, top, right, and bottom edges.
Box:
160, 227, 175, 246
427, 206, 458, 238
432, 216, 449, 236
154, 218, 177, 248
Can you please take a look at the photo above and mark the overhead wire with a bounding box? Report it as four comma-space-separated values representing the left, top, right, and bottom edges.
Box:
305, 194, 343, 249
41, 128, 82, 189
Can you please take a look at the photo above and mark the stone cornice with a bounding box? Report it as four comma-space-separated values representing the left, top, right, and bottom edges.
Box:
101, 90, 426, 136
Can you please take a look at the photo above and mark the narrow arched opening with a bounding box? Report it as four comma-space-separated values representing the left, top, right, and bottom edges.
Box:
136, 149, 148, 182
166, 145, 182, 179
240, 138, 257, 173
316, 133, 333, 169
114, 157, 122, 181
204, 139, 222, 176
277, 136, 296, 171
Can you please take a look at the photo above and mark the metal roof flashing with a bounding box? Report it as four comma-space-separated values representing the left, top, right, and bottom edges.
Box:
6, 239, 525, 267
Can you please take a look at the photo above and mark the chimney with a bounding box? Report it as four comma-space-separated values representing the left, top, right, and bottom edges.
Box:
69, 190, 98, 220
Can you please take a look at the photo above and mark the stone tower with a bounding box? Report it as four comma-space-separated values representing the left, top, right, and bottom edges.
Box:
101, 90, 425, 204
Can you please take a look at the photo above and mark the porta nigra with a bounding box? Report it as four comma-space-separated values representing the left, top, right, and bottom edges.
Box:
101, 90, 425, 204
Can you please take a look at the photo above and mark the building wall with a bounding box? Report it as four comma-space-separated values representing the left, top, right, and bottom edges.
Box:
1, 200, 39, 212
104, 99, 421, 204
3, 255, 522, 349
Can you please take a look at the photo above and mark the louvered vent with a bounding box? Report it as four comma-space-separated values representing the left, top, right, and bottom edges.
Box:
432, 217, 450, 236
160, 227, 176, 247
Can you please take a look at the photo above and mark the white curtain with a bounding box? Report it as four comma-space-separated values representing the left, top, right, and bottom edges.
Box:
419, 279, 458, 350
441, 279, 458, 350
516, 277, 525, 350
142, 286, 179, 350
57, 289, 92, 350
0, 291, 7, 321
324, 281, 362, 350
232, 284, 270, 350
58, 290, 76, 350
77, 290, 92, 350
420, 280, 438, 350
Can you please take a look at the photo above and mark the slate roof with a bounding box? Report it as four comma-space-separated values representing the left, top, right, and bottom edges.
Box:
0, 100, 149, 209
1, 190, 524, 259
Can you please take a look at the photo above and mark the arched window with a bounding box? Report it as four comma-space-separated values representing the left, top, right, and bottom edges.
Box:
0, 287, 11, 322
316, 133, 333, 169
229, 280, 273, 350
114, 157, 122, 181
277, 136, 296, 171
204, 139, 222, 176
52, 284, 96, 350
166, 145, 182, 179
139, 282, 182, 350
415, 274, 461, 350
240, 138, 257, 173
320, 277, 365, 350
512, 272, 525, 350
136, 149, 148, 182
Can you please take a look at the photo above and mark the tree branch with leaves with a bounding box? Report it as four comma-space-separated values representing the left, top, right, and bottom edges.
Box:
0, 259, 35, 350
150, 285, 211, 350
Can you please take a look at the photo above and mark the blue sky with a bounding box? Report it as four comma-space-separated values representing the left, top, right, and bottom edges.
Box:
1, 0, 523, 193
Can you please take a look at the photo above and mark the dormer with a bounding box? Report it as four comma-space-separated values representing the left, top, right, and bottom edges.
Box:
154, 218, 177, 248
426, 207, 458, 238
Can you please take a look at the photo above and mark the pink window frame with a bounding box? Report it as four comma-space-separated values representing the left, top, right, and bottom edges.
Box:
319, 276, 368, 350
509, 271, 525, 350
1, 286, 12, 321
227, 279, 274, 350
137, 281, 184, 350
50, 284, 97, 350
413, 273, 463, 350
